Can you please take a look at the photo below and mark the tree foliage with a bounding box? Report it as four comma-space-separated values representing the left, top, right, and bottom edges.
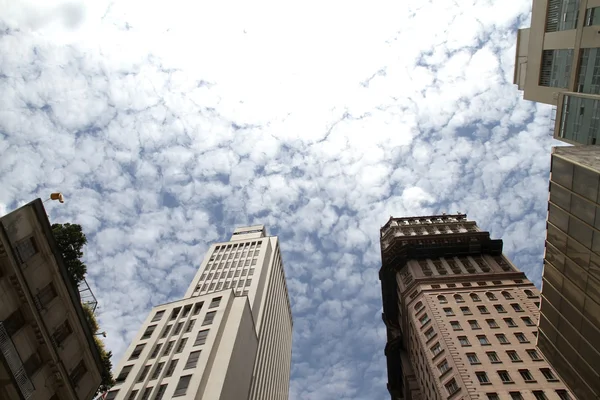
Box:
51, 223, 88, 285
83, 304, 115, 395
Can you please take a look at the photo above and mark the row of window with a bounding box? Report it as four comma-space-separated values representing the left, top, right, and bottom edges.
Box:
197, 278, 253, 293
213, 240, 261, 252
449, 319, 534, 336
486, 390, 571, 400
475, 367, 558, 384
144, 299, 220, 340
210, 249, 260, 261
453, 332, 536, 348
431, 289, 537, 306
201, 268, 255, 281
418, 306, 534, 329
465, 348, 544, 365
426, 279, 524, 291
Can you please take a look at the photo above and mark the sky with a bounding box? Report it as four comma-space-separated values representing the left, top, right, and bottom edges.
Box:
0, 0, 562, 398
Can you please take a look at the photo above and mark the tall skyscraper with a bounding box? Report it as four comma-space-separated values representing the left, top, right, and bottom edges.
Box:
105, 225, 293, 400
514, 0, 600, 145
542, 146, 600, 400
379, 214, 574, 400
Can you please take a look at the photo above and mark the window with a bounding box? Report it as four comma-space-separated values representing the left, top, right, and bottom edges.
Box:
52, 320, 73, 346
15, 237, 38, 263
166, 359, 178, 377
419, 314, 430, 325
511, 303, 523, 312
466, 353, 480, 364
209, 297, 221, 308
556, 390, 571, 400
425, 327, 436, 340
106, 390, 119, 400
459, 336, 470, 346
140, 387, 153, 400
460, 306, 472, 315
23, 352, 42, 377
438, 295, 447, 303
174, 375, 192, 397
151, 362, 164, 380
182, 305, 191, 317
431, 342, 442, 356
37, 282, 57, 307
193, 302, 203, 315
414, 301, 424, 311
486, 292, 497, 300
470, 293, 481, 302
507, 350, 521, 362
142, 325, 157, 339
4, 309, 25, 336
504, 318, 517, 327
153, 384, 168, 400
249, 268, 255, 276
69, 361, 87, 386
151, 310, 165, 322
162, 340, 175, 356
116, 365, 133, 382
185, 319, 196, 333
454, 294, 464, 303
541, 368, 557, 381
533, 391, 547, 400
174, 322, 184, 335
150, 344, 162, 359
469, 320, 480, 330
498, 370, 513, 383
519, 369, 535, 382
487, 351, 500, 363
176, 338, 188, 353
185, 350, 201, 369
521, 317, 535, 326
515, 333, 528, 343
161, 325, 172, 338
478, 335, 490, 345
450, 321, 462, 331
445, 379, 459, 395
496, 334, 509, 344
527, 349, 543, 361
494, 304, 506, 313
129, 344, 145, 360
438, 359, 450, 374
138, 365, 151, 382
202, 311, 216, 326
476, 371, 490, 384
195, 329, 209, 346
524, 289, 536, 298
477, 305, 489, 314
502, 291, 513, 299
487, 394, 500, 400
509, 392, 524, 400
128, 391, 139, 400
486, 319, 499, 328
444, 308, 454, 316
170, 307, 181, 320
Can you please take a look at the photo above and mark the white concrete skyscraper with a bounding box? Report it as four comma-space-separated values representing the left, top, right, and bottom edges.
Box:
105, 225, 293, 400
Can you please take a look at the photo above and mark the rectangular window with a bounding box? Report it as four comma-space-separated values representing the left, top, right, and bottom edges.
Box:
235, 270, 240, 277
237, 280, 244, 287
105, 390, 119, 400
4, 309, 25, 336
174, 322, 184, 335
161, 325, 172, 338
170, 307, 181, 320
476, 372, 490, 384
469, 320, 480, 330
511, 303, 524, 312
128, 390, 138, 400
185, 319, 196, 333
53, 320, 73, 346
478, 335, 490, 345
515, 333, 528, 343
37, 282, 57, 307
504, 318, 517, 327
443, 307, 454, 316
116, 365, 133, 383
486, 319, 499, 328
194, 329, 209, 346
445, 379, 459, 395
149, 344, 162, 359
522, 317, 535, 326
193, 302, 203, 315
69, 361, 87, 386
138, 365, 151, 382
246, 279, 252, 286
487, 352, 500, 363
202, 311, 216, 326
140, 387, 153, 400
431, 342, 442, 356
23, 352, 42, 377
507, 350, 521, 362
540, 49, 574, 88
166, 359, 178, 377
419, 314, 430, 325
477, 306, 489, 314
527, 349, 543, 361
184, 350, 202, 369
142, 325, 157, 339
176, 338, 188, 354
15, 237, 38, 263
494, 305, 506, 313
425, 327, 436, 340
496, 334, 509, 344
174, 375, 192, 397
151, 310, 165, 322
556, 390, 571, 400
510, 393, 524, 400
129, 344, 145, 360
487, 394, 500, 400
249, 268, 255, 276
162, 340, 175, 356
519, 369, 535, 382
182, 305, 191, 317
151, 362, 164, 380
438, 359, 450, 374
585, 7, 600, 26
498, 370, 513, 383
153, 384, 168, 400
450, 321, 462, 331
209, 283, 215, 291
466, 353, 480, 364
460, 306, 472, 315
533, 391, 548, 400
541, 368, 557, 381
459, 336, 470, 346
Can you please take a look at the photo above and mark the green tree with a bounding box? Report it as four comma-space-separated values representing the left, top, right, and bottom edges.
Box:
82, 304, 115, 395
51, 223, 88, 285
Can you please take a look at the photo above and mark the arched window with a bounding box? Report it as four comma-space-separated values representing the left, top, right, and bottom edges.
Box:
470, 293, 481, 302
415, 301, 424, 311
486, 292, 497, 300
502, 291, 513, 300
437, 295, 447, 304
454, 294, 464, 303
524, 289, 536, 298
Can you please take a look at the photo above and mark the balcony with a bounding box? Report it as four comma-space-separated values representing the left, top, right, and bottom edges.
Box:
0, 322, 34, 399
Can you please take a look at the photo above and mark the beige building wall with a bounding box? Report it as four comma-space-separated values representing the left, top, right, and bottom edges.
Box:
107, 226, 292, 400
0, 200, 105, 400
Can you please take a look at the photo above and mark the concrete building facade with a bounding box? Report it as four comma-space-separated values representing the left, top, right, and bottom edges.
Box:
514, 0, 600, 145
106, 226, 292, 400
379, 214, 574, 400
542, 146, 600, 399
0, 199, 105, 400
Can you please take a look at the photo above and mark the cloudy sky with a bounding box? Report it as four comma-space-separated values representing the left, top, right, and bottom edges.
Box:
1, 0, 561, 398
